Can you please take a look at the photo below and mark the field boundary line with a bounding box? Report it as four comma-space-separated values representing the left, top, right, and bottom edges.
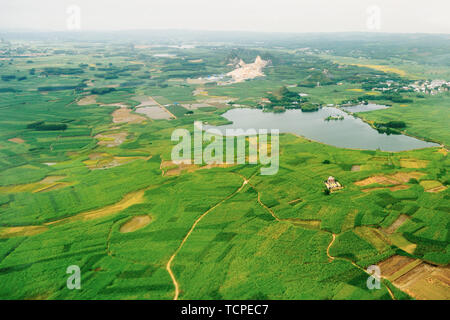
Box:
150, 96, 177, 119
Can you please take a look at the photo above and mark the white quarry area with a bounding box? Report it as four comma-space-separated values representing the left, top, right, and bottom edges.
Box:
187, 56, 269, 86
226, 56, 269, 83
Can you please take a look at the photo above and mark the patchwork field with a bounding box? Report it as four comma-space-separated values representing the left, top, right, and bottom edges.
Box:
0, 34, 448, 300
378, 255, 450, 300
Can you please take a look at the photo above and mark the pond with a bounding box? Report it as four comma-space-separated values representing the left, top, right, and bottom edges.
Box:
341, 103, 390, 113
204, 107, 439, 152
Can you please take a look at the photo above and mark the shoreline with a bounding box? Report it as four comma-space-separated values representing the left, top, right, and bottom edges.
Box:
335, 105, 445, 148
205, 106, 443, 153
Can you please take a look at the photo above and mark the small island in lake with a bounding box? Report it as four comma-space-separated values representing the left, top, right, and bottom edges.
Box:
325, 115, 344, 121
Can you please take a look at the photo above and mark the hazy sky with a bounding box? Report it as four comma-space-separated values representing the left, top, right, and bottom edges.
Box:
1, 0, 449, 33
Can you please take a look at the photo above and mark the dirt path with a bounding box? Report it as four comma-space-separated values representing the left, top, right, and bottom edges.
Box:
326, 233, 336, 261
250, 181, 396, 300
166, 174, 249, 300
325, 232, 396, 300
255, 187, 281, 222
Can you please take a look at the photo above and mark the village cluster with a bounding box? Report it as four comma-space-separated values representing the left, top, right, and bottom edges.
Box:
371, 79, 450, 95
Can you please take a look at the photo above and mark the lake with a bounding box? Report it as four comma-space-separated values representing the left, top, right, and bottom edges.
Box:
341, 103, 390, 113
204, 107, 439, 152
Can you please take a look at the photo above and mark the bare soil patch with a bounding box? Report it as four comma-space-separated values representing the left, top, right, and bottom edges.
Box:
391, 172, 425, 183
84, 155, 147, 170
77, 95, 98, 106
8, 138, 25, 144
378, 255, 416, 277
135, 106, 173, 120
89, 152, 108, 160
225, 56, 269, 84
355, 171, 425, 187
112, 107, 146, 124
95, 132, 128, 147
393, 263, 450, 300
119, 215, 151, 233
0, 225, 48, 238
133, 96, 159, 107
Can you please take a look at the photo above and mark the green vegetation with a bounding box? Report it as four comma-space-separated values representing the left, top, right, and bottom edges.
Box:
26, 121, 68, 131
91, 87, 116, 95
325, 115, 344, 121
263, 86, 319, 112
373, 121, 407, 135
166, 105, 189, 117
0, 33, 448, 300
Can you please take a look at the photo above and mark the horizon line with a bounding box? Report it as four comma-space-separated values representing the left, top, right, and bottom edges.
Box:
0, 28, 449, 36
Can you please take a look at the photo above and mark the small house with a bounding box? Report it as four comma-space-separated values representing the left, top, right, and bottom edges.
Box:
324, 176, 343, 191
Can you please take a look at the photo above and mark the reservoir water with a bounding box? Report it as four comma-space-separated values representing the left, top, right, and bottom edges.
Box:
204, 107, 439, 152
341, 103, 390, 113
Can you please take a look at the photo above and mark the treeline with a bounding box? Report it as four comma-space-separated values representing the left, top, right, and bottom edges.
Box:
345, 93, 413, 105
91, 87, 116, 95
1, 75, 16, 81
26, 121, 67, 131
41, 67, 85, 76
1, 75, 27, 81
267, 86, 307, 105
373, 121, 407, 134
263, 86, 318, 112
365, 94, 413, 103
38, 82, 86, 92
361, 79, 411, 91
93, 64, 143, 79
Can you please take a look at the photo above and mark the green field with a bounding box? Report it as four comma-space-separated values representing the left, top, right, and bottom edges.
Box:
0, 33, 448, 300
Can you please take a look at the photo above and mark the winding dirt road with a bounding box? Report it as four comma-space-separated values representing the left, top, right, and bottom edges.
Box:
166, 175, 249, 300
325, 232, 396, 300
326, 233, 336, 261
